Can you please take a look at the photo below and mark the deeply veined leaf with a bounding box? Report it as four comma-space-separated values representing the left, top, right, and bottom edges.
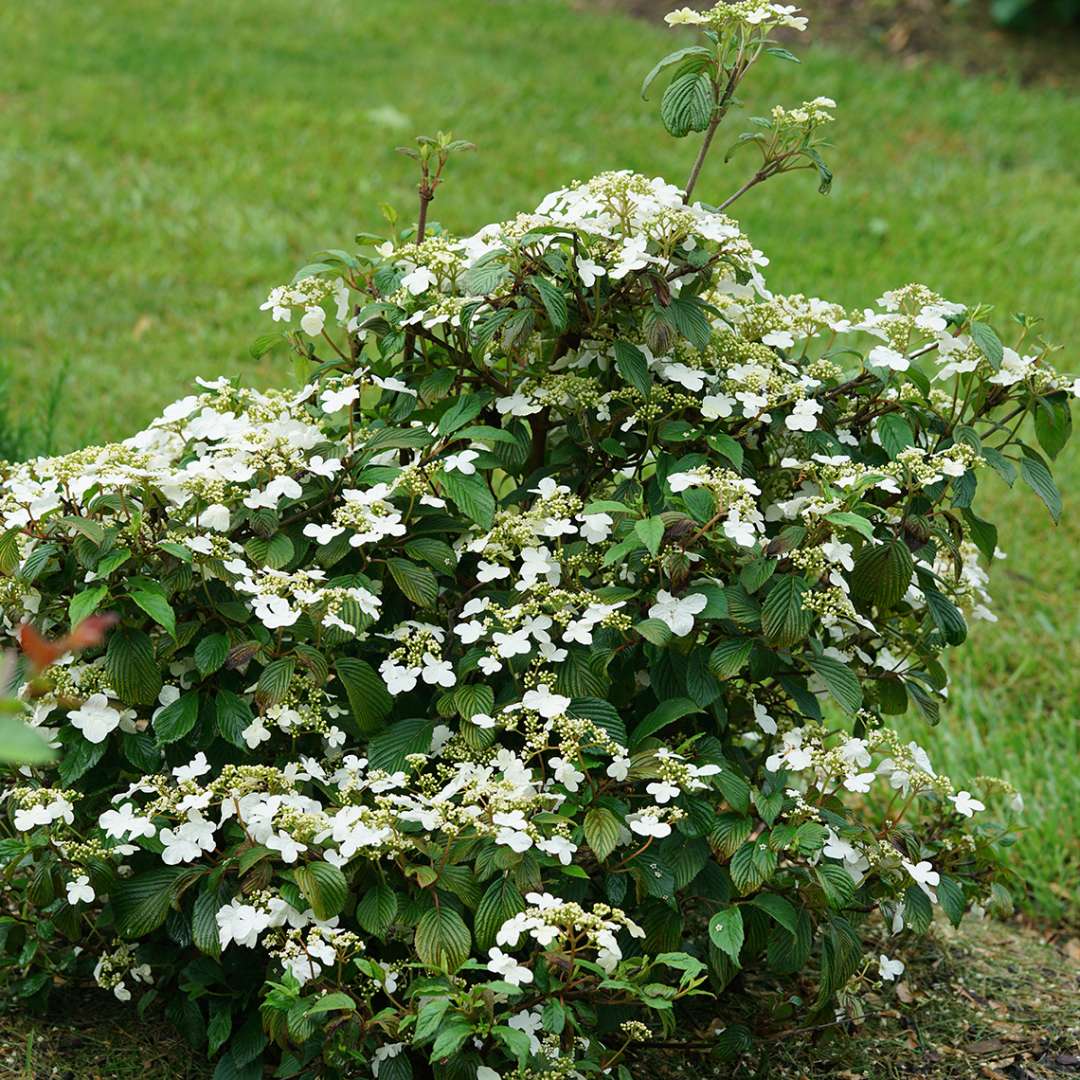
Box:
708, 905, 744, 964
806, 654, 863, 714
294, 861, 349, 921
528, 275, 568, 333
69, 585, 108, 629
106, 628, 162, 706
356, 884, 398, 937
334, 657, 393, 734
414, 906, 471, 972
850, 540, 914, 610
129, 587, 177, 638
1019, 449, 1062, 523
640, 44, 712, 99
660, 70, 714, 138
439, 471, 496, 530
112, 867, 197, 938
584, 807, 622, 861
709, 638, 753, 678
194, 633, 229, 676
630, 697, 701, 748
761, 574, 811, 647
614, 341, 651, 397
388, 558, 440, 607
153, 690, 200, 744
474, 877, 525, 953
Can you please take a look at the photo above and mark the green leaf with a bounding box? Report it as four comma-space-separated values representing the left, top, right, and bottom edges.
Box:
729, 841, 771, 894
660, 70, 714, 138
413, 997, 451, 1045
387, 558, 439, 608
294, 861, 349, 921
584, 807, 621, 861
95, 548, 132, 577
18, 542, 58, 583
706, 432, 743, 469
334, 657, 393, 735
850, 540, 914, 610
668, 296, 712, 350
806, 654, 862, 714
122, 730, 160, 772
922, 584, 967, 646
356, 884, 398, 937
414, 906, 471, 972
437, 394, 489, 436
195, 634, 230, 677
903, 884, 933, 934
153, 691, 200, 744
244, 533, 294, 570
876, 677, 908, 715
750, 893, 798, 936
364, 426, 434, 452
641, 45, 712, 99
368, 717, 435, 772
567, 697, 627, 747
816, 862, 856, 909
709, 638, 753, 678
635, 618, 672, 646
207, 1004, 233, 1057
430, 1017, 474, 1063
193, 888, 224, 958
630, 697, 701, 748
614, 341, 651, 397
0, 715, 56, 765
439, 471, 496, 530
59, 731, 106, 783
528, 275, 568, 333
306, 991, 356, 1015
761, 574, 811, 647
129, 587, 177, 638
877, 413, 915, 458
256, 658, 295, 707
710, 812, 752, 858
937, 874, 966, 928
1034, 393, 1072, 460
112, 867, 195, 938
474, 876, 525, 953
69, 585, 108, 629
462, 251, 511, 295
0, 528, 21, 576
215, 690, 254, 749
106, 628, 162, 706
634, 516, 665, 556
1019, 450, 1062, 523
404, 537, 457, 573
57, 515, 105, 545
982, 445, 1016, 487
824, 511, 875, 541
970, 321, 1003, 370
962, 507, 998, 564
213, 1051, 263, 1080
707, 906, 744, 964
494, 1024, 532, 1063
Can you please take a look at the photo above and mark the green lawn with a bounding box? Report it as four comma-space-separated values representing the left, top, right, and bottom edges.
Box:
0, 0, 1077, 920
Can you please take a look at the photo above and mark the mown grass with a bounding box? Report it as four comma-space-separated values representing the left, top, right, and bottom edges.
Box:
0, 0, 1076, 922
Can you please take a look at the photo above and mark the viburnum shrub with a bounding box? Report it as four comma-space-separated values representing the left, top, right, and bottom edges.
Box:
2, 3, 1076, 1077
